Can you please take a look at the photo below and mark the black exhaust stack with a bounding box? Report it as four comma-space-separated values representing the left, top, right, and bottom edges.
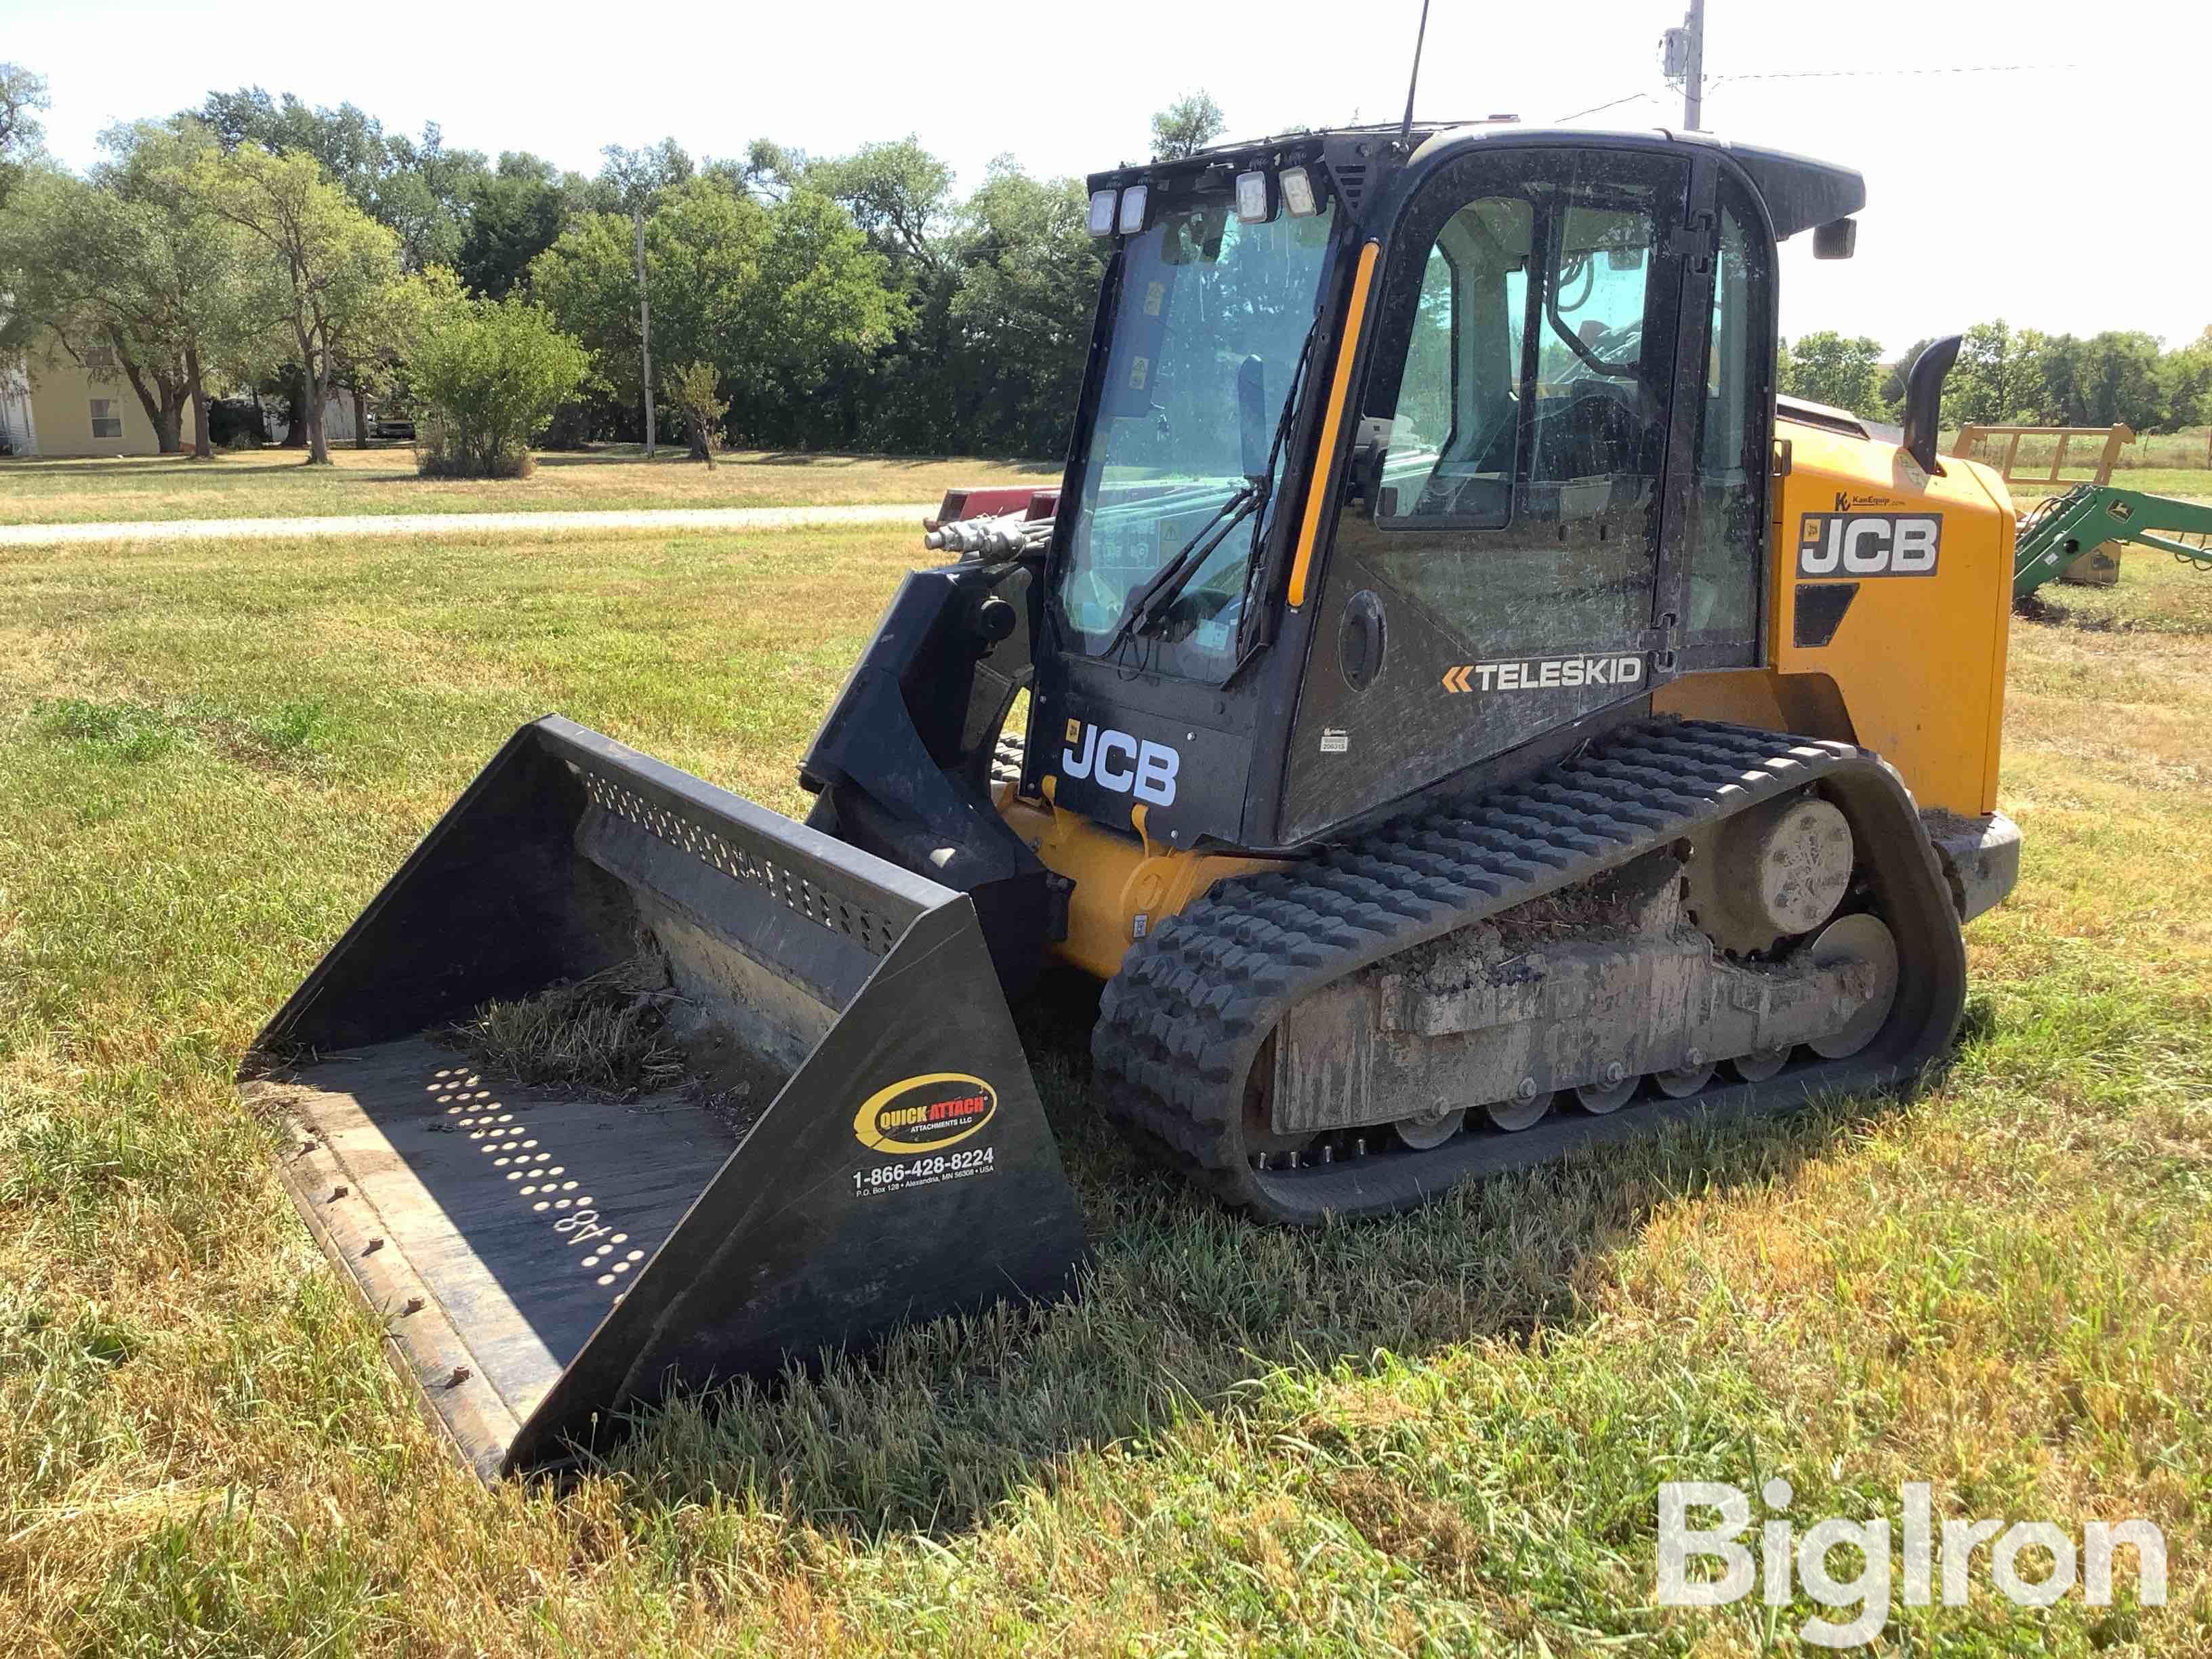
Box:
1902, 335, 1961, 476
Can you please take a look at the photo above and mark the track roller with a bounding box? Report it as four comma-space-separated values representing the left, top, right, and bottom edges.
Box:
1395, 1105, 1467, 1149
1572, 1067, 1639, 1114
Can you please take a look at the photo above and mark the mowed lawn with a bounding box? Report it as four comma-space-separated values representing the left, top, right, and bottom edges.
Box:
0, 445, 1056, 526
0, 523, 2207, 1654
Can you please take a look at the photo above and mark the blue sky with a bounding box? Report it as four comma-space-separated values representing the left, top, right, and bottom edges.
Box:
9, 0, 2208, 353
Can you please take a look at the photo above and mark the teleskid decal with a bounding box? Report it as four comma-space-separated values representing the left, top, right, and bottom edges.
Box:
851, 1072, 1001, 1197
1441, 655, 1645, 695
1797, 512, 1942, 577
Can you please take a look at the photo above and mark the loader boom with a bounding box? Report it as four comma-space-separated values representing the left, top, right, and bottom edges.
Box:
2013, 482, 2212, 598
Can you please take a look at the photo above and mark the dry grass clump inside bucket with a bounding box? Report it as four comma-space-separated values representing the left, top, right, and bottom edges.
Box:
449, 953, 685, 1097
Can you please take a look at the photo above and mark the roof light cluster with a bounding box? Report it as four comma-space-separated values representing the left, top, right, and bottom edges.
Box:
1086, 165, 1323, 239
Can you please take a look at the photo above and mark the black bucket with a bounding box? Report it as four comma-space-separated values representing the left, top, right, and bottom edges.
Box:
243, 716, 1085, 1479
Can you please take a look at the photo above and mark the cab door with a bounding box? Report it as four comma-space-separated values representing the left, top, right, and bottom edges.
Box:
1276, 145, 1700, 843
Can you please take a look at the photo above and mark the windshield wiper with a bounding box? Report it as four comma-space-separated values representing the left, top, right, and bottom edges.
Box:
1231, 315, 1325, 650
1098, 480, 1262, 657
1095, 289, 1330, 662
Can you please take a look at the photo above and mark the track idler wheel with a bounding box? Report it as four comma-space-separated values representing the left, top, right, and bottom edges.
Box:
1805, 912, 1901, 1059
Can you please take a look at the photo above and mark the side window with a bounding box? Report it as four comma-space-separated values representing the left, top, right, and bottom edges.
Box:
1385, 244, 1457, 471
1683, 180, 1774, 661
1526, 205, 1662, 496
1346, 151, 1681, 659
1366, 198, 1530, 527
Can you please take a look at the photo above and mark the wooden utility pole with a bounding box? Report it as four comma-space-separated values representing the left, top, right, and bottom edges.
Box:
1682, 0, 1705, 129
1662, 2, 1706, 130
632, 205, 655, 457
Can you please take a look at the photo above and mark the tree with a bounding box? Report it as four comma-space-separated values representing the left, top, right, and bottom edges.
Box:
1939, 319, 2047, 430
1879, 335, 1936, 420
198, 88, 484, 274
0, 61, 46, 208
409, 291, 589, 476
457, 152, 586, 299
376, 123, 483, 273
1779, 331, 1884, 419
2156, 327, 2212, 433
1151, 91, 1227, 161
0, 122, 264, 457
532, 173, 899, 449
947, 159, 1105, 457
752, 136, 969, 451
193, 143, 407, 464
663, 360, 728, 464
197, 87, 486, 444
802, 138, 954, 266
100, 121, 268, 457
2077, 331, 2165, 432
598, 139, 693, 455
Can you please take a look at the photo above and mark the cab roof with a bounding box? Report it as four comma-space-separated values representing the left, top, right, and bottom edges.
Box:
1090, 123, 1864, 243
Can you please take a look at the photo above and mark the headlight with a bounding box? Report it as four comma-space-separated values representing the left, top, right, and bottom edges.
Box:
1234, 169, 1271, 224
1279, 166, 1318, 218
1087, 189, 1119, 238
1117, 184, 1150, 235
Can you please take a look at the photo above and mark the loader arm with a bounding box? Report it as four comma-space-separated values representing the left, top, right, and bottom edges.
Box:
2014, 483, 2212, 598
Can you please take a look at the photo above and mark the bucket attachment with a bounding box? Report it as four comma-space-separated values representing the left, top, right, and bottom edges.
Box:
241, 716, 1086, 1480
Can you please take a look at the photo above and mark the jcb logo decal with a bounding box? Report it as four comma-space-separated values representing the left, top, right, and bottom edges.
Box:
1061, 720, 1179, 805
1798, 512, 1941, 577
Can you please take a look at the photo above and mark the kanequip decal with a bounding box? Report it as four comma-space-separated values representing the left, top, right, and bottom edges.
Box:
852, 1072, 998, 1155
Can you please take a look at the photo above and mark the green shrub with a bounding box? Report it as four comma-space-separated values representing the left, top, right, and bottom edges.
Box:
663, 359, 729, 465
415, 417, 534, 478
405, 294, 590, 479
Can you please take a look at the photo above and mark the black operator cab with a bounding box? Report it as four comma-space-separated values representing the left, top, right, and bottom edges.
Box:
1029, 125, 1863, 853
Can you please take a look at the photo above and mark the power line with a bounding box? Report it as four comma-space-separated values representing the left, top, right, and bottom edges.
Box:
1707, 62, 2072, 86
1552, 88, 1671, 123
1555, 60, 2070, 126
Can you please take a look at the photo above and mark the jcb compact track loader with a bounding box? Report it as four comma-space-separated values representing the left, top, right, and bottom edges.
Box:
243, 122, 2024, 1478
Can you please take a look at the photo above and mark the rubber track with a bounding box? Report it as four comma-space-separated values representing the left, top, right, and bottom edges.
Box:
1091, 717, 1965, 1221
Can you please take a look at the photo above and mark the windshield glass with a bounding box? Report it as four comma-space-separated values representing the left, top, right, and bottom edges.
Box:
1056, 194, 1338, 680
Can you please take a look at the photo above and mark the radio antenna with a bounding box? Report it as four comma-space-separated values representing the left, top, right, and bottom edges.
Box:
1399, 0, 1433, 140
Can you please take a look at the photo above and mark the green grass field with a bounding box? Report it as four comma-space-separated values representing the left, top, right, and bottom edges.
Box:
1, 525, 2207, 1654
0, 446, 1055, 525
